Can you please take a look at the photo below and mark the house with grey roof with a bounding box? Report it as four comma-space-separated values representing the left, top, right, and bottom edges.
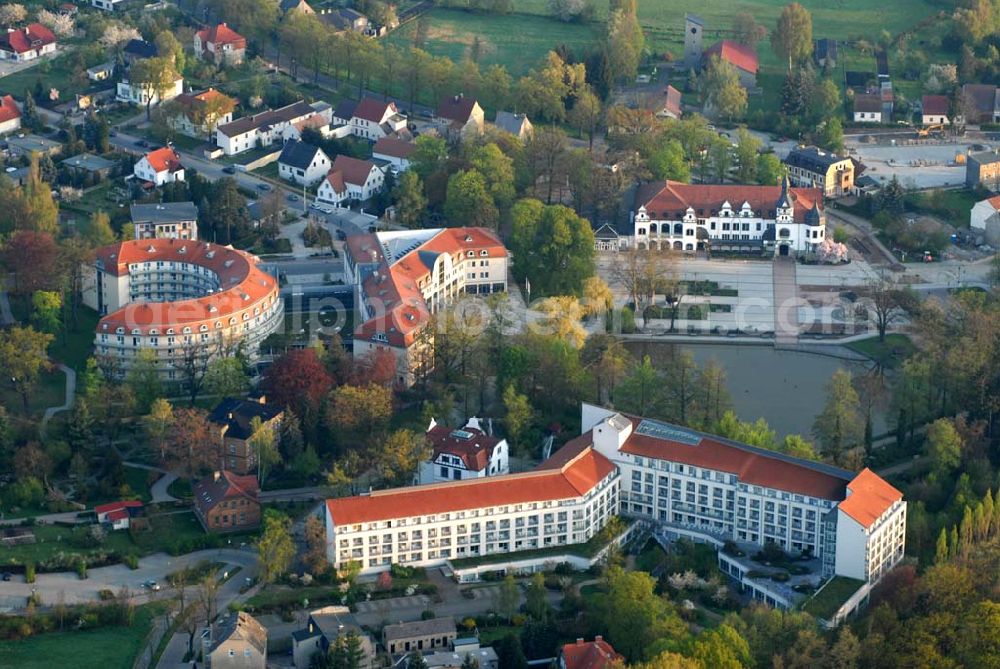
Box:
202, 612, 267, 669
784, 146, 855, 198
61, 153, 115, 178
278, 140, 331, 187
292, 606, 376, 669
494, 111, 533, 141
130, 201, 199, 240
384, 618, 457, 657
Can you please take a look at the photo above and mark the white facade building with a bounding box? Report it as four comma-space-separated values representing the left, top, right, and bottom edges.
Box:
331, 97, 407, 141
277, 140, 331, 187
632, 179, 826, 256
133, 147, 185, 186
116, 76, 183, 107
130, 202, 198, 241
215, 101, 320, 156
419, 418, 509, 484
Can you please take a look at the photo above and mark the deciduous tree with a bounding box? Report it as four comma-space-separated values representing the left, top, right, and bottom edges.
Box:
771, 3, 813, 70
812, 369, 864, 465
0, 326, 53, 412
257, 509, 295, 583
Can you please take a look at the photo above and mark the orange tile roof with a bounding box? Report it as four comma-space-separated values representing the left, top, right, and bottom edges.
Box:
617, 415, 851, 500
144, 146, 183, 174
95, 239, 278, 335
373, 136, 415, 159
0, 95, 20, 124
988, 195, 1000, 210
196, 23, 246, 48
353, 97, 396, 123
636, 181, 823, 225
326, 445, 615, 526
838, 468, 903, 529
427, 424, 502, 472
705, 40, 758, 74
562, 638, 622, 669
330, 154, 378, 187
1, 23, 56, 55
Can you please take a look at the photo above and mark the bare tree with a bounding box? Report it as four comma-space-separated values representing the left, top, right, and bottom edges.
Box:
197, 574, 220, 628
607, 247, 679, 325
863, 274, 911, 341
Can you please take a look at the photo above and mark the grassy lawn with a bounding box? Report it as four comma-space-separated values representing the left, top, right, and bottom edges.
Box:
61, 181, 127, 219
801, 576, 865, 620
246, 584, 342, 610
0, 54, 83, 103
0, 602, 167, 669
904, 188, 983, 226
478, 624, 521, 645
0, 369, 66, 420
48, 307, 101, 371
252, 161, 280, 181
845, 333, 916, 369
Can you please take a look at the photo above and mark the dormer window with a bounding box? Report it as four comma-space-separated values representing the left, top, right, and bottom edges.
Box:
480, 250, 488, 256
467, 251, 474, 257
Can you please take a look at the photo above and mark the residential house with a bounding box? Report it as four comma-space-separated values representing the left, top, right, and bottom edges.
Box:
129, 201, 199, 240
194, 23, 247, 66
494, 111, 534, 140
852, 174, 881, 197
383, 618, 457, 657
331, 97, 407, 141
87, 62, 115, 82
167, 88, 237, 139
343, 228, 508, 387
318, 155, 384, 203
852, 94, 882, 123
960, 83, 1000, 124
424, 639, 498, 669
632, 178, 827, 256
193, 470, 262, 533
560, 637, 622, 669
202, 612, 267, 669
95, 500, 143, 530
966, 149, 1000, 190
319, 7, 369, 32
703, 40, 758, 88
122, 39, 157, 65
372, 136, 415, 174
280, 0, 315, 14
6, 134, 62, 157
0, 95, 21, 135
436, 94, 485, 139
207, 395, 283, 476
971, 195, 1000, 244
215, 100, 319, 155
278, 140, 331, 187
784, 146, 855, 198
419, 417, 509, 484
117, 72, 183, 107
62, 153, 115, 180
134, 146, 185, 186
879, 80, 894, 120
58, 3, 78, 16
91, 0, 127, 11
284, 114, 334, 142
0, 24, 57, 62
292, 606, 377, 669
813, 38, 837, 68
655, 85, 683, 120
592, 223, 625, 251
921, 94, 950, 126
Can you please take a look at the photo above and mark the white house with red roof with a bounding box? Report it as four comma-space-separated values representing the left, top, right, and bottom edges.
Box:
0, 95, 22, 135
703, 40, 758, 88
0, 24, 57, 62
372, 136, 415, 173
419, 417, 509, 484
560, 637, 622, 669
317, 155, 384, 203
332, 97, 407, 140
134, 146, 185, 186
95, 500, 143, 530
343, 227, 508, 387
971, 194, 1000, 244
194, 23, 247, 66
632, 178, 826, 256
921, 94, 950, 126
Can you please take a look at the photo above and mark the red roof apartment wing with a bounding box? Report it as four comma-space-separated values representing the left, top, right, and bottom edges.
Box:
838, 468, 903, 529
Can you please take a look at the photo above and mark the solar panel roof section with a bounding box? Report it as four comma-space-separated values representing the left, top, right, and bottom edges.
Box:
635, 419, 703, 445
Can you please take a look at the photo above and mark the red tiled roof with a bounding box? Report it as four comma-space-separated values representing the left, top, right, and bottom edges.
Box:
436, 95, 479, 123
326, 445, 615, 525
353, 97, 396, 123
144, 146, 183, 174
0, 95, 21, 124
194, 471, 260, 514
94, 239, 279, 336
95, 500, 143, 516
324, 170, 347, 195
106, 509, 130, 522
331, 154, 377, 187
663, 85, 682, 116
853, 94, 881, 113
0, 23, 56, 54
196, 23, 246, 48
921, 95, 949, 116
617, 416, 850, 500
635, 181, 823, 225
986, 195, 1000, 210
561, 638, 622, 669
373, 136, 415, 160
427, 424, 502, 471
838, 468, 902, 529
705, 40, 758, 74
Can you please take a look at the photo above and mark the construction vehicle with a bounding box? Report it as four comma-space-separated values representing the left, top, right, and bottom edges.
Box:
916, 124, 945, 138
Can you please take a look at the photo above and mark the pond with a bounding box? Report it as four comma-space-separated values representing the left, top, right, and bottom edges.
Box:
623, 341, 887, 438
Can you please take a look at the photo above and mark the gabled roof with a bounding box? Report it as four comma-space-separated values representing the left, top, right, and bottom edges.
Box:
922, 95, 949, 116
0, 23, 56, 54
208, 397, 282, 440
333, 99, 358, 120
0, 95, 20, 124
326, 442, 614, 525
331, 154, 377, 187
426, 423, 502, 472
373, 136, 415, 160
495, 111, 531, 136
196, 23, 246, 48
704, 40, 758, 74
142, 146, 183, 174
278, 140, 327, 170
785, 146, 850, 173
562, 638, 622, 669
95, 500, 143, 516
436, 94, 479, 123
130, 201, 198, 224
216, 101, 316, 138
853, 94, 882, 113
211, 612, 267, 656
838, 468, 903, 529
353, 97, 395, 123
981, 195, 1000, 211
384, 617, 455, 643
323, 170, 347, 195
123, 39, 157, 59
662, 85, 682, 116
280, 0, 314, 12
635, 181, 824, 225
195, 471, 260, 514
173, 88, 237, 120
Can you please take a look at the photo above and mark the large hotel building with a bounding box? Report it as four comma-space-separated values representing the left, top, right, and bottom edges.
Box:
83, 239, 283, 380
326, 405, 905, 621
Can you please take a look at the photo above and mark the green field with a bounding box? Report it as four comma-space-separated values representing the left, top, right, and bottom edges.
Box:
846, 333, 916, 369
0, 603, 166, 669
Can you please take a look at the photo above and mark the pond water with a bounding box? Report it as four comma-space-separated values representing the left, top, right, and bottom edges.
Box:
623, 341, 887, 438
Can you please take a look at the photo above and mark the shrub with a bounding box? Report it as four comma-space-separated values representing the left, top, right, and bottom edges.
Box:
124, 554, 139, 570
98, 589, 115, 601
24, 564, 35, 584
420, 609, 436, 620
511, 613, 526, 627
770, 572, 791, 583
76, 561, 88, 580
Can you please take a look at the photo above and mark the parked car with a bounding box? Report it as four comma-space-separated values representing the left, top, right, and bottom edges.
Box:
134, 139, 147, 148
141, 580, 160, 591
1, 572, 12, 581
257, 183, 272, 191
336, 229, 346, 240
222, 165, 236, 174
288, 194, 300, 202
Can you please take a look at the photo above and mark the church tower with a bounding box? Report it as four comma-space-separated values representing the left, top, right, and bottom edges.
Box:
684, 14, 704, 69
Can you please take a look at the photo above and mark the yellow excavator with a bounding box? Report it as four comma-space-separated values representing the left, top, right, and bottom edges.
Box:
916, 124, 945, 138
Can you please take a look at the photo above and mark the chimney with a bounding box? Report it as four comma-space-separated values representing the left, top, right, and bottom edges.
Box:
595, 636, 603, 643
213, 471, 222, 482
576, 639, 584, 645
227, 412, 234, 420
